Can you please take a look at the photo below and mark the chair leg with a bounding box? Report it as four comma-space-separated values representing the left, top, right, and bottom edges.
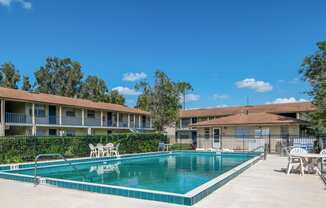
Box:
300, 159, 304, 176
287, 161, 292, 175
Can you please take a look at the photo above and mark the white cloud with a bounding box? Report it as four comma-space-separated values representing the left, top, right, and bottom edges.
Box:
266, 97, 308, 104
0, 0, 32, 9
184, 93, 200, 102
236, 78, 273, 92
122, 72, 147, 82
212, 94, 229, 100
215, 104, 229, 108
112, 86, 141, 96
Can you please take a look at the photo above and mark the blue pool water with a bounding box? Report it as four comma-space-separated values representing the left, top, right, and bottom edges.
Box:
13, 152, 254, 194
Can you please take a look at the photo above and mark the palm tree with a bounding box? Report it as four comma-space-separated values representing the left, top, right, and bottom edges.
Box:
176, 82, 193, 110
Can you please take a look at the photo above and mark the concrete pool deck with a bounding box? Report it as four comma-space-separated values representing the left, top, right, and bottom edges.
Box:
0, 155, 325, 208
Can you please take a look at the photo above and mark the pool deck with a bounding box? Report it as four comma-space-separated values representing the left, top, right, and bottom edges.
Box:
0, 154, 325, 208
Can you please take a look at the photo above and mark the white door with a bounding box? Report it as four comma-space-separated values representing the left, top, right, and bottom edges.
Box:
212, 128, 221, 149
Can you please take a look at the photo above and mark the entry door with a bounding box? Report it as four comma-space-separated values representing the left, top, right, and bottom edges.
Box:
212, 128, 221, 149
48, 105, 57, 124
107, 112, 112, 127
192, 131, 197, 147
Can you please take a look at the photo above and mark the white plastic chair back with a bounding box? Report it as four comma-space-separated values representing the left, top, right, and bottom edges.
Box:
97, 143, 104, 151
320, 149, 326, 155
115, 143, 120, 151
106, 143, 114, 150
320, 149, 326, 165
290, 147, 307, 155
89, 144, 95, 150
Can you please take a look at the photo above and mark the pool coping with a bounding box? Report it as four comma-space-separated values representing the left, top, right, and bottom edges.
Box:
0, 151, 263, 206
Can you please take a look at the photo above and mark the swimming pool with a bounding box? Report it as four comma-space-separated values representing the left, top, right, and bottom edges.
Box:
0, 151, 262, 205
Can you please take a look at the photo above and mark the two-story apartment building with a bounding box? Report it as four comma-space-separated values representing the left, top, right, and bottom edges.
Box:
0, 87, 153, 136
174, 102, 315, 149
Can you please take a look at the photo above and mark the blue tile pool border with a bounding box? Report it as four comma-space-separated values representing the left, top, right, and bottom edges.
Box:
0, 151, 263, 206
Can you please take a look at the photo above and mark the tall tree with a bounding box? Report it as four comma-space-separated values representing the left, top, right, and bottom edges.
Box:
79, 75, 109, 102
135, 80, 151, 111
109, 90, 125, 105
34, 57, 83, 97
300, 41, 326, 133
21, 75, 32, 91
176, 82, 193, 109
0, 63, 20, 89
136, 70, 181, 131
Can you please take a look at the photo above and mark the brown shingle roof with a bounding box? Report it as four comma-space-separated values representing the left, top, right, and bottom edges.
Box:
189, 112, 306, 127
180, 102, 314, 118
0, 87, 150, 115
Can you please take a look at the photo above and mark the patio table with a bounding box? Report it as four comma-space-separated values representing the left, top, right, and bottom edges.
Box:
290, 153, 326, 175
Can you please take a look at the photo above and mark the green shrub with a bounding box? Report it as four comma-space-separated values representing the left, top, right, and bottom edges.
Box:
170, 143, 193, 150
0, 133, 167, 164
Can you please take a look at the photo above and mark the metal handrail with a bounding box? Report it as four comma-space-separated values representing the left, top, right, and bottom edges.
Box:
34, 153, 85, 185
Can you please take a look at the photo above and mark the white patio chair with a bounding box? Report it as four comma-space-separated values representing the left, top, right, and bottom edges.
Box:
287, 147, 307, 176
105, 143, 114, 156
89, 144, 97, 158
96, 143, 105, 157
110, 143, 120, 156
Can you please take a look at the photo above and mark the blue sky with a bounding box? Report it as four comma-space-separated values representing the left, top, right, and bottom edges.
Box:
1, 0, 325, 108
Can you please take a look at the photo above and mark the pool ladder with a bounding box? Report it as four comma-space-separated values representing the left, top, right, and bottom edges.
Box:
34, 153, 84, 186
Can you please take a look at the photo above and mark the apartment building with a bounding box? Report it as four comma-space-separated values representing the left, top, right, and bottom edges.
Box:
0, 87, 153, 136
173, 102, 315, 148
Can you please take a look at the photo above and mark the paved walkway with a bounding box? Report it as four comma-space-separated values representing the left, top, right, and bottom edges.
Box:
0, 155, 325, 208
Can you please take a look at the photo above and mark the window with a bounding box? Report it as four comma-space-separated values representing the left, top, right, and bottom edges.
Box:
255, 128, 270, 138
204, 128, 210, 139
49, 129, 57, 136
66, 109, 76, 117
191, 117, 197, 124
181, 118, 191, 128
66, 129, 75, 136
213, 128, 220, 143
235, 127, 249, 138
87, 110, 95, 118
280, 126, 289, 138
178, 132, 190, 139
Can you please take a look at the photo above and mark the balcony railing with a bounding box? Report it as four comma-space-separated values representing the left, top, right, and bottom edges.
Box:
4, 112, 152, 129
106, 120, 117, 127
129, 121, 135, 128
62, 116, 82, 126
85, 118, 101, 126
5, 112, 32, 124
35, 116, 59, 125
119, 121, 129, 128
144, 121, 151, 129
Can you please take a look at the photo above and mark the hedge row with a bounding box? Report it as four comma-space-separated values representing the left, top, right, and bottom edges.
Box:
0, 133, 167, 164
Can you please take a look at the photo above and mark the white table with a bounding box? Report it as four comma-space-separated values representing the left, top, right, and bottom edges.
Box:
290, 153, 326, 175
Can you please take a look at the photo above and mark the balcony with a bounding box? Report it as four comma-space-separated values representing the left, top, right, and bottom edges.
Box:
62, 116, 82, 126
106, 120, 117, 127
85, 118, 101, 126
5, 112, 32, 124
119, 121, 129, 128
144, 121, 151, 129
35, 116, 59, 125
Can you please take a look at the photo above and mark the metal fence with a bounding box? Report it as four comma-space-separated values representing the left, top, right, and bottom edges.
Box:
173, 134, 326, 154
